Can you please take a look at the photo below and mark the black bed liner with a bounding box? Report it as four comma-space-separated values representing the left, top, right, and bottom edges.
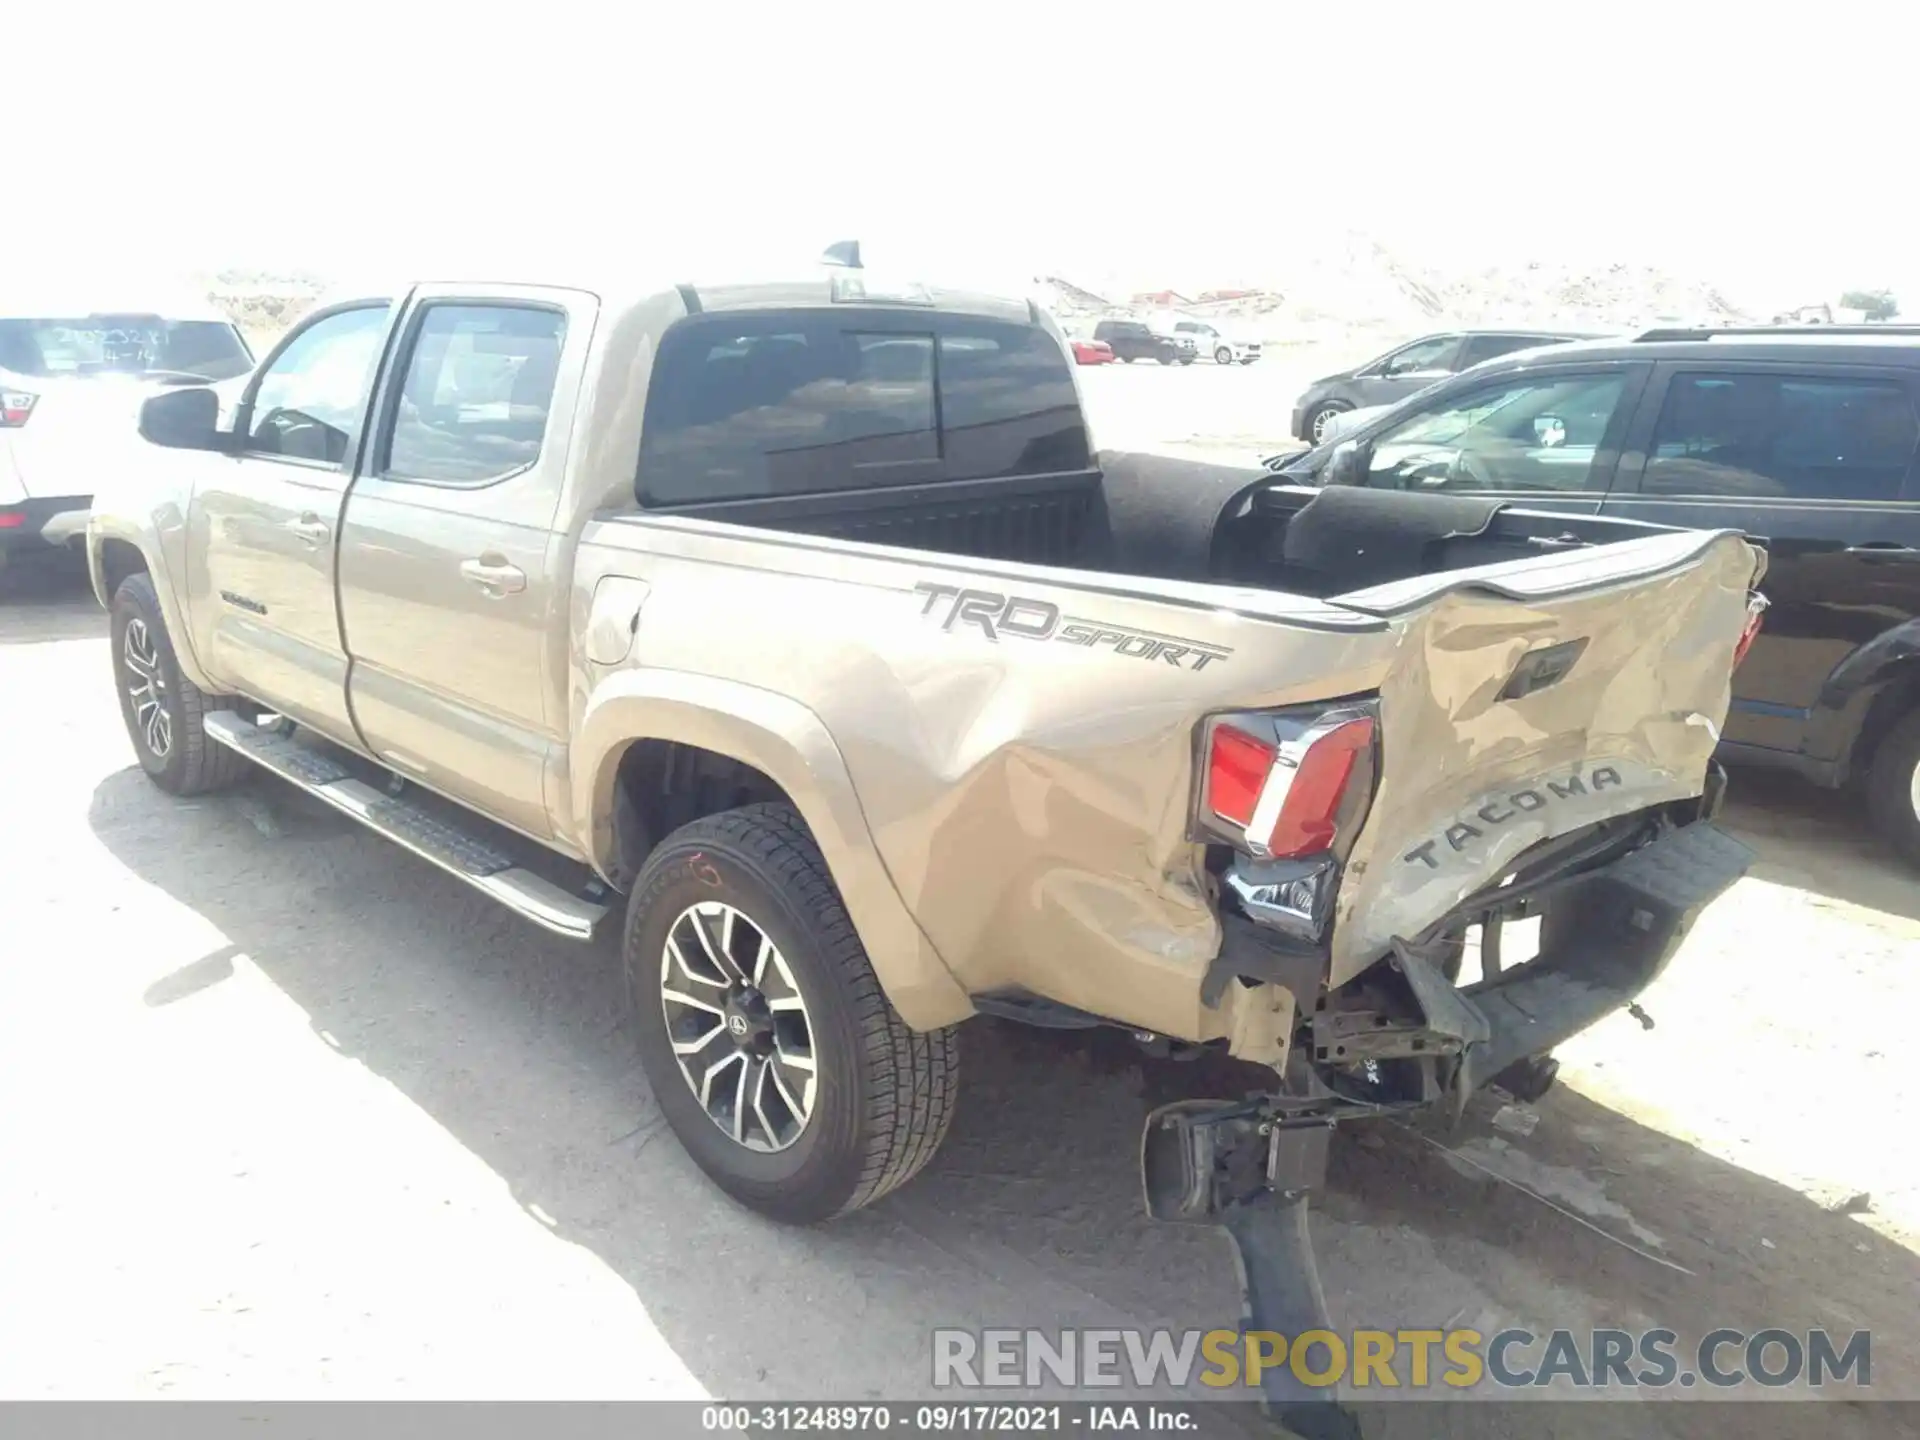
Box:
636, 452, 1704, 594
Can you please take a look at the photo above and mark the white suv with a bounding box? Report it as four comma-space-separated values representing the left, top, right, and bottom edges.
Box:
1168, 318, 1261, 366
1, 293, 252, 576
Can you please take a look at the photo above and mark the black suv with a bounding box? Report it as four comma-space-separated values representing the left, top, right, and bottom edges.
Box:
1093, 319, 1194, 365
1290, 329, 1600, 444
1271, 325, 1920, 864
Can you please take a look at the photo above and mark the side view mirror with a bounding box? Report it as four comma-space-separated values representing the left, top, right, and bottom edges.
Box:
1532, 415, 1567, 448
139, 387, 229, 452
1324, 439, 1371, 486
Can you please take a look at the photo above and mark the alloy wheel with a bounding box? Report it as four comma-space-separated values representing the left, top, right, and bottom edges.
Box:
1311, 407, 1338, 444
659, 901, 817, 1153
123, 617, 172, 759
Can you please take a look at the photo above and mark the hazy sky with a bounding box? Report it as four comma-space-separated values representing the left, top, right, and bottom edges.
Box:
17, 1, 1917, 311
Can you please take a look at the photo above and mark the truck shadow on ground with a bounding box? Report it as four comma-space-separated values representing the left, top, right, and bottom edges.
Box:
87, 768, 1917, 1440
0, 557, 100, 645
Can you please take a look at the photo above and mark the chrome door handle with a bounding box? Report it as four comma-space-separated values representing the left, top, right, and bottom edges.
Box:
285, 515, 331, 547
1844, 544, 1920, 564
459, 557, 527, 596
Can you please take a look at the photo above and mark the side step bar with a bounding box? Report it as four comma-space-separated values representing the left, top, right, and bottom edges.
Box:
203, 711, 609, 940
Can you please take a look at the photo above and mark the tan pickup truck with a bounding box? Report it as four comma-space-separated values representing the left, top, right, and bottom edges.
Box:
89, 259, 1763, 1432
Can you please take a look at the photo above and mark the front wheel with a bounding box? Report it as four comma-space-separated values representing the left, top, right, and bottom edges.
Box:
624, 803, 959, 1223
1215, 346, 1234, 365
1866, 708, 1920, 869
1307, 402, 1349, 445
109, 572, 248, 795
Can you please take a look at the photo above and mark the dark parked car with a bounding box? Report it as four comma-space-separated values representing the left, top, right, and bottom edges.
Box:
1291, 329, 1598, 444
1093, 318, 1194, 365
1270, 324, 1920, 865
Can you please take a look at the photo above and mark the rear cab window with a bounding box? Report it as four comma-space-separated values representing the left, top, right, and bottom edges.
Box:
637, 311, 1090, 506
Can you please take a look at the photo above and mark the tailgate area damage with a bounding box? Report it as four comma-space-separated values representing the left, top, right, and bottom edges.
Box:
1147, 813, 1752, 1434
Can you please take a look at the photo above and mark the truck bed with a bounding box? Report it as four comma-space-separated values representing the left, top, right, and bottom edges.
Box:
632, 452, 1703, 595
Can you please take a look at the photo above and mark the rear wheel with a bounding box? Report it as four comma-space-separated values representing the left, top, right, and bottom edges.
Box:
1865, 708, 1920, 868
109, 573, 248, 796
624, 803, 959, 1222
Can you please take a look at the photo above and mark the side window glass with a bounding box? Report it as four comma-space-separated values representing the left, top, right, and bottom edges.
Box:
1459, 335, 1548, 369
1365, 373, 1628, 493
382, 304, 567, 485
245, 307, 389, 464
1644, 374, 1917, 502
1381, 336, 1456, 376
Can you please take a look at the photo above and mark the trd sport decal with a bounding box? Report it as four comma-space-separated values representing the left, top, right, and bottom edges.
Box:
914, 582, 1231, 671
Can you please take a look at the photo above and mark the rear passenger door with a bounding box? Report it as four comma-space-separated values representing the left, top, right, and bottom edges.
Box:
1601, 362, 1920, 757
336, 285, 595, 840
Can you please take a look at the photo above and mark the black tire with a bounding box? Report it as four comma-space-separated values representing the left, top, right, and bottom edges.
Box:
1215, 346, 1233, 365
1865, 708, 1920, 868
1121, 355, 1135, 363
1306, 402, 1349, 445
1158, 353, 1175, 366
109, 572, 249, 796
623, 802, 959, 1223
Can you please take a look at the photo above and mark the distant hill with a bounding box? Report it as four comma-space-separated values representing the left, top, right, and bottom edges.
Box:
1035, 231, 1750, 340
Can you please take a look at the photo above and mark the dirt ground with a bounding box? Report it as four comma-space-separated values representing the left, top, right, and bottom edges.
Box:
1, 412, 1916, 1436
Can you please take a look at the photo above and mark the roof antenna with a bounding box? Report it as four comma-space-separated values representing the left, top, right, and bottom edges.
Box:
821, 240, 862, 269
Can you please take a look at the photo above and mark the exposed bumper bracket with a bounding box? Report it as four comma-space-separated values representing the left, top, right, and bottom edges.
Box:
1142, 1103, 1360, 1439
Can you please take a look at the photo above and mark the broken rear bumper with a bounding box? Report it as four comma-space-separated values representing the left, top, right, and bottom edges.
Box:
1452, 818, 1753, 1091
1213, 813, 1753, 1109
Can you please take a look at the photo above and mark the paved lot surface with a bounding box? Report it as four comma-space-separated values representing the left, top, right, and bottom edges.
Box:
2, 515, 1916, 1436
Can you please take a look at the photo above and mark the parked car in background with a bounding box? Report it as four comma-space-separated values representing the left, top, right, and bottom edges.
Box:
1093, 318, 1194, 365
1272, 323, 1920, 867
1, 291, 253, 577
1167, 318, 1261, 365
1290, 329, 1598, 444
1068, 335, 1114, 365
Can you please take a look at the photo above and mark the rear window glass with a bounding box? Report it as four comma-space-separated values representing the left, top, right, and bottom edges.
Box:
1644, 373, 1919, 502
0, 315, 252, 381
637, 313, 1089, 506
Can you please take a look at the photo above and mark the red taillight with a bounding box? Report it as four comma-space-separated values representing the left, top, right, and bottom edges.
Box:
0, 510, 24, 529
1207, 725, 1276, 827
1732, 595, 1767, 669
1, 389, 36, 427
1204, 713, 1376, 858
1264, 717, 1375, 858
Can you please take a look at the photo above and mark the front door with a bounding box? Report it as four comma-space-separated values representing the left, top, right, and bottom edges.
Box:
1352, 364, 1647, 516
1602, 362, 1920, 757
1355, 334, 1461, 407
184, 302, 395, 743
336, 285, 590, 840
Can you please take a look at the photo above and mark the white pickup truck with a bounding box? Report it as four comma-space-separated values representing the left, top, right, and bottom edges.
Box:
88, 256, 1764, 1434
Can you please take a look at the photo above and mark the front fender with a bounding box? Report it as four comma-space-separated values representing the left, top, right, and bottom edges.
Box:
86, 510, 218, 695
572, 668, 974, 1032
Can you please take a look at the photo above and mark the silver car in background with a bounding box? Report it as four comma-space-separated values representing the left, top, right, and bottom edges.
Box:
0, 291, 252, 576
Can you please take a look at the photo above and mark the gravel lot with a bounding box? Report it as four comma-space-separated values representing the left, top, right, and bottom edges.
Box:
1, 380, 1916, 1434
